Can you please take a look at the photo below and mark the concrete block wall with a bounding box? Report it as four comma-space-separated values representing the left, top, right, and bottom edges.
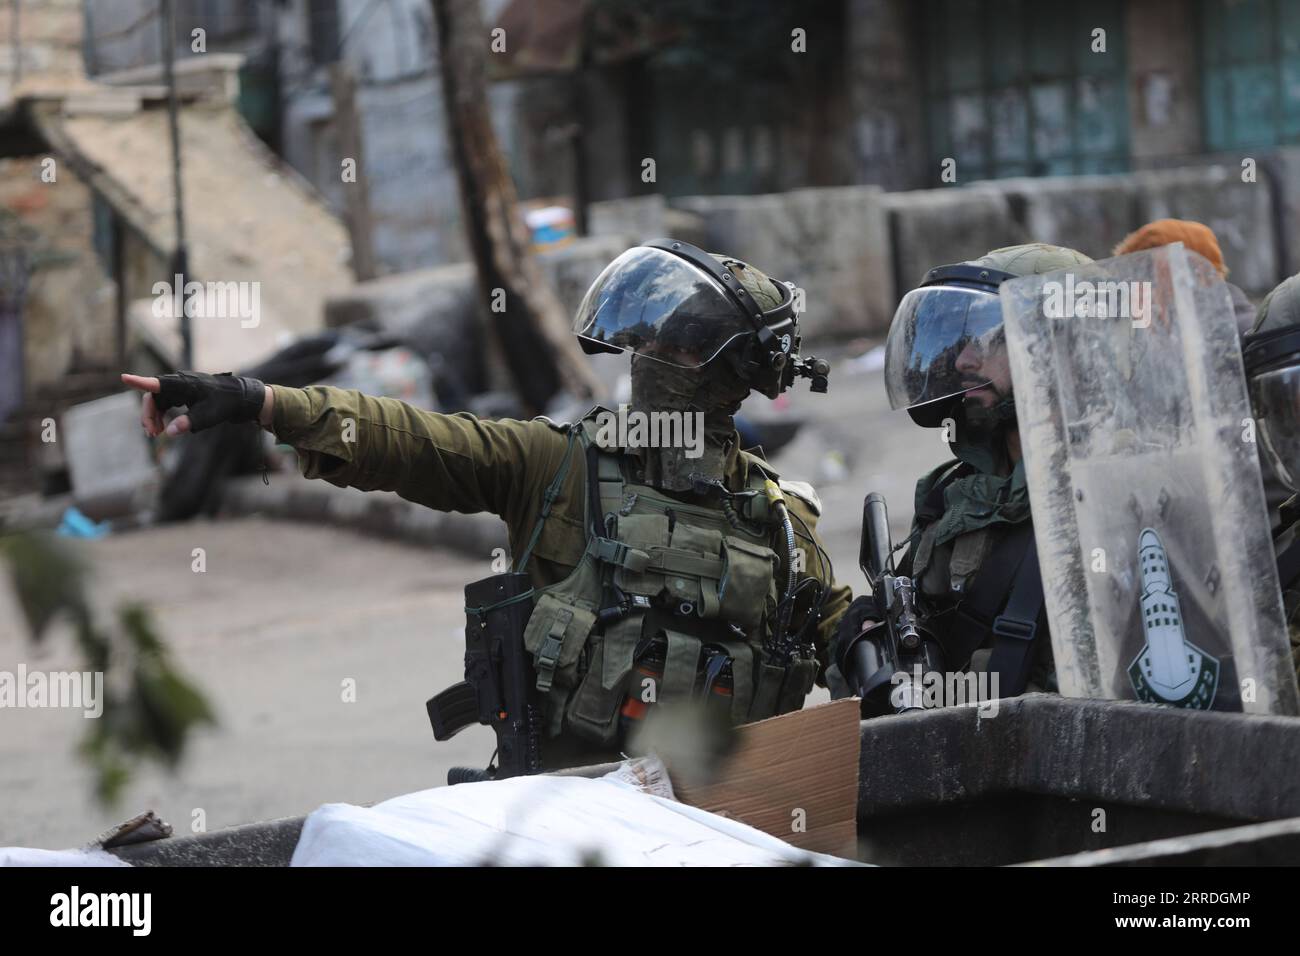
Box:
329, 160, 1294, 351
669, 186, 893, 338
1134, 166, 1277, 294
613, 160, 1294, 341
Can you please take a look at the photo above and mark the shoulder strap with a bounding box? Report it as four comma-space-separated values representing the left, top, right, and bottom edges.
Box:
579, 432, 655, 573
950, 520, 1045, 695
984, 531, 1044, 695
916, 460, 974, 524
594, 447, 626, 525
514, 424, 582, 573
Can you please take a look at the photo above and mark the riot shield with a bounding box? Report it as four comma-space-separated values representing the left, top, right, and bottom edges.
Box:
1000, 243, 1299, 714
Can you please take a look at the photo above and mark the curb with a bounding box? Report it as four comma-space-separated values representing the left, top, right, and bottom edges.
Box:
218, 472, 507, 557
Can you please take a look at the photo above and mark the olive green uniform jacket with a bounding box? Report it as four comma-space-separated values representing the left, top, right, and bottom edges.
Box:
269, 385, 853, 678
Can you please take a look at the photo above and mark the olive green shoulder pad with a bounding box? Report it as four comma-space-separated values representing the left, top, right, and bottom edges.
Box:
530, 415, 571, 433
778, 479, 821, 517
580, 405, 612, 446
532, 405, 614, 435
913, 457, 963, 514
735, 450, 778, 497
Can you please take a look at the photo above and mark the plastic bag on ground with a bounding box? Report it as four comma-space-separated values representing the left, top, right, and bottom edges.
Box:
290, 758, 861, 867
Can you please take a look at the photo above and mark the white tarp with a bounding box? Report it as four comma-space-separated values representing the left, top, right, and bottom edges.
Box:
290, 759, 859, 867
0, 847, 130, 867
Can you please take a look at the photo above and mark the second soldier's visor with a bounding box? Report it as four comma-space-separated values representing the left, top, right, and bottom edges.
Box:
1245, 326, 1300, 493
573, 247, 756, 368
883, 283, 1006, 413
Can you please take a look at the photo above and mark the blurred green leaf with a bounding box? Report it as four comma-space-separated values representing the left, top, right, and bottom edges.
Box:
0, 532, 91, 642
2, 531, 216, 807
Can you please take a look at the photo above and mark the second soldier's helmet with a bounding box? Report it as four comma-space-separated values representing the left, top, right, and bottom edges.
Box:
573, 239, 826, 399
884, 243, 1092, 426
1244, 273, 1300, 493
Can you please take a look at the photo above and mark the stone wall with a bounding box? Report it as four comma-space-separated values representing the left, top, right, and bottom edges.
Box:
0, 157, 116, 395
0, 0, 85, 99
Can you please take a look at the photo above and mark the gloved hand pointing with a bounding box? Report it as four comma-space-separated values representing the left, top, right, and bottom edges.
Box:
121, 372, 271, 437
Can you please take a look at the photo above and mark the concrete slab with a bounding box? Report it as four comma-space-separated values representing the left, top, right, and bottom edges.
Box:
60, 391, 157, 521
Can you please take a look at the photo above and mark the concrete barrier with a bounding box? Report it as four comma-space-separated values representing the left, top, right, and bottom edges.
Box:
587, 194, 666, 244
855, 694, 1300, 864
1263, 146, 1300, 282
538, 234, 631, 319
672, 186, 894, 338
883, 185, 1029, 303
219, 471, 507, 557
323, 262, 485, 396
1133, 165, 1277, 295
998, 174, 1140, 262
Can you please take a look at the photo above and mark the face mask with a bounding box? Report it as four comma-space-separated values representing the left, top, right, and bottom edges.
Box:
628, 355, 751, 492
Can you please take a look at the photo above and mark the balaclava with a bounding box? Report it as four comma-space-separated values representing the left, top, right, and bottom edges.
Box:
628, 256, 783, 492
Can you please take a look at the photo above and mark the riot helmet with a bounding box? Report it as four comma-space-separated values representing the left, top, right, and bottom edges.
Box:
574, 239, 828, 399
883, 244, 1093, 427
1244, 275, 1300, 494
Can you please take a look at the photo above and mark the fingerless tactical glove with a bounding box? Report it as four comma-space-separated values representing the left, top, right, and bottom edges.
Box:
155, 371, 266, 432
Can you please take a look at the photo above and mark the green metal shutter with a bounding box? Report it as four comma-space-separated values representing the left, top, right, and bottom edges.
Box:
1201, 0, 1300, 151
923, 0, 1129, 181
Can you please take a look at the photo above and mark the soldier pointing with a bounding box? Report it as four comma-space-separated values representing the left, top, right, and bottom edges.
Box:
124, 239, 851, 771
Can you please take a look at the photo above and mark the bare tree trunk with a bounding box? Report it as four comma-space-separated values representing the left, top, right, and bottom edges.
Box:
431, 0, 600, 414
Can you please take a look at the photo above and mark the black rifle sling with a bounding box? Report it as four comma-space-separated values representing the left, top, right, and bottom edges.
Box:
952, 520, 1044, 696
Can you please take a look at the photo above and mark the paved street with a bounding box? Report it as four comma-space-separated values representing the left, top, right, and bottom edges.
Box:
0, 362, 947, 849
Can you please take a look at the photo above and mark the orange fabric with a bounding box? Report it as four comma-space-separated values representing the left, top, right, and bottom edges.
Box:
1113, 219, 1228, 277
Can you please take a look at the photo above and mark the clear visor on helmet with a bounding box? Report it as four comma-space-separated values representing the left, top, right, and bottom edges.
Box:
883, 284, 1006, 411
1251, 364, 1300, 494
573, 246, 754, 368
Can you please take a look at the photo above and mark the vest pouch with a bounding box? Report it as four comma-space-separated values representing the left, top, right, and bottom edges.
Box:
611, 513, 670, 597
719, 536, 778, 630
949, 527, 993, 594
663, 524, 724, 617
523, 592, 597, 694
564, 615, 642, 747
749, 662, 787, 720
775, 658, 819, 715
616, 523, 726, 619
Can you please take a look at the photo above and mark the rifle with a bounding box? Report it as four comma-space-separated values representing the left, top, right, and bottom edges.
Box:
426, 572, 542, 783
841, 492, 945, 716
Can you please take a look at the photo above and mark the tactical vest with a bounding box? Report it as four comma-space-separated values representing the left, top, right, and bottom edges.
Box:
516, 415, 820, 748
909, 460, 1047, 694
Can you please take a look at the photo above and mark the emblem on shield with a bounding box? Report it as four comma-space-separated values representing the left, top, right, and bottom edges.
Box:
1127, 527, 1219, 708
